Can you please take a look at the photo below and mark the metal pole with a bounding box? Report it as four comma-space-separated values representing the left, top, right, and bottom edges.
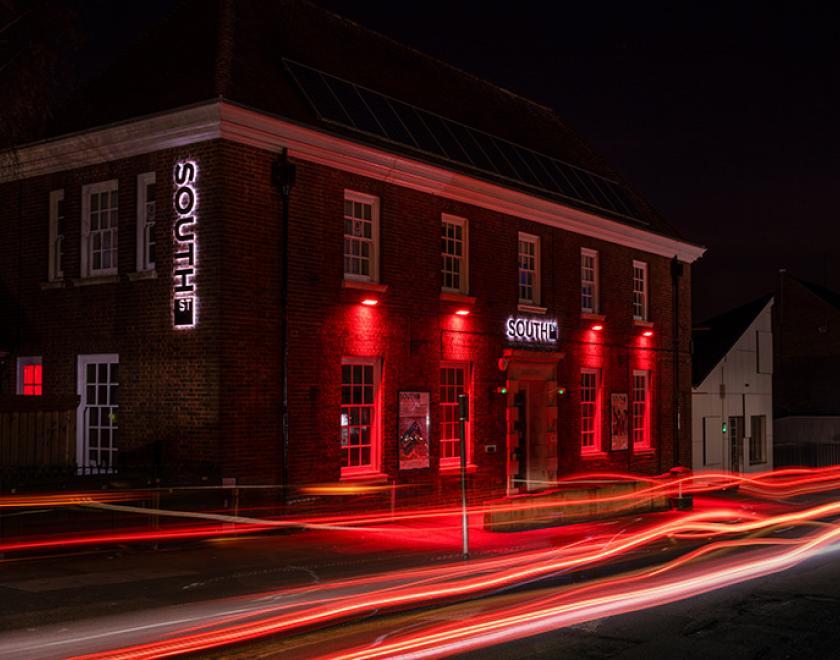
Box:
458, 393, 469, 560
272, 149, 296, 503
671, 256, 683, 468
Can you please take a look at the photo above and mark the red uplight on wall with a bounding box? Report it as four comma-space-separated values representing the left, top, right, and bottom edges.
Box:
361, 298, 379, 306
642, 330, 654, 337
455, 309, 470, 316
591, 324, 604, 332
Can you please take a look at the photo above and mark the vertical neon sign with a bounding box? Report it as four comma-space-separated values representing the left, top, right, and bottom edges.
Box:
173, 160, 198, 328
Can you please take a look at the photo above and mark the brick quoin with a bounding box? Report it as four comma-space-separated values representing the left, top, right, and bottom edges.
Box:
0, 138, 694, 506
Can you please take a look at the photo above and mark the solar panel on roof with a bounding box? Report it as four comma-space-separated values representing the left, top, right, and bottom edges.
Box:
354, 89, 416, 147
389, 100, 446, 157
444, 121, 497, 172
420, 112, 470, 164
283, 59, 646, 225
327, 77, 385, 137
286, 64, 352, 126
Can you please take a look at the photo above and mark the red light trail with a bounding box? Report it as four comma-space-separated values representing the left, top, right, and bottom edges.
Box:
66, 493, 840, 659
6, 467, 840, 555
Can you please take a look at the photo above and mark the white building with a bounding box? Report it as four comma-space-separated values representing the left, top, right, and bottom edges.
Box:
691, 296, 774, 473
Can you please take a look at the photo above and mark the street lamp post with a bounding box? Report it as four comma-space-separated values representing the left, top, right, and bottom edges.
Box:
458, 393, 470, 560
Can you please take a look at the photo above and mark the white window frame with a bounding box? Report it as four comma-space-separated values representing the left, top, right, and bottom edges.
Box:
48, 190, 64, 281
340, 357, 382, 477
343, 190, 380, 283
76, 353, 119, 472
16, 356, 43, 396
81, 180, 119, 277
580, 368, 601, 454
441, 214, 469, 294
581, 248, 599, 314
633, 260, 649, 321
518, 232, 540, 305
632, 369, 651, 450
439, 362, 471, 468
135, 172, 156, 272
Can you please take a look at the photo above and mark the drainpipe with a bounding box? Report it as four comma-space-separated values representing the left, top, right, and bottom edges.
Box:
272, 149, 296, 501
671, 256, 684, 468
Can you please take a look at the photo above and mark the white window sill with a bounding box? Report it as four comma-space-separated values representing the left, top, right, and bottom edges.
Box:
342, 279, 388, 293
72, 274, 120, 287
440, 291, 476, 304
633, 318, 654, 328
127, 270, 158, 281
581, 312, 605, 321
40, 280, 66, 290
517, 303, 548, 315
581, 451, 609, 460
439, 462, 478, 474
339, 470, 389, 483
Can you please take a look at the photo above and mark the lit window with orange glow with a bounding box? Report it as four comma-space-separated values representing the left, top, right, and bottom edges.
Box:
440, 364, 470, 467
17, 357, 43, 396
340, 358, 380, 475
632, 370, 651, 450
580, 368, 601, 454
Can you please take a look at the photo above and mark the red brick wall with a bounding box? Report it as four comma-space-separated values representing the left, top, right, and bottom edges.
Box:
0, 138, 694, 497
0, 143, 224, 475
230, 143, 695, 497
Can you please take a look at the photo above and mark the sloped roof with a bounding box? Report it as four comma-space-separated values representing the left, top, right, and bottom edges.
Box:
34, 0, 692, 243
692, 294, 773, 387
795, 278, 840, 311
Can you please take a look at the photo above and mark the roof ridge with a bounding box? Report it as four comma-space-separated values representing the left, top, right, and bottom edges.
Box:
695, 293, 773, 327
303, 0, 565, 120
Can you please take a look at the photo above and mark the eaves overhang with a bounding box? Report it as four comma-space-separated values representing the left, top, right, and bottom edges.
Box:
1, 100, 706, 263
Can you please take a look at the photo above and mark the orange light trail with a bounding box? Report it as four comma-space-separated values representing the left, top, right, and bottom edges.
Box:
70, 497, 840, 659
7, 466, 840, 555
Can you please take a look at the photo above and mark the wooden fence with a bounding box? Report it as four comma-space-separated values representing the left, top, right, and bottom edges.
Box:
0, 410, 75, 469
774, 443, 840, 468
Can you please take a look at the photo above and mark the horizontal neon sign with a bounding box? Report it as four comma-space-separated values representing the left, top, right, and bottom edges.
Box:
505, 316, 558, 343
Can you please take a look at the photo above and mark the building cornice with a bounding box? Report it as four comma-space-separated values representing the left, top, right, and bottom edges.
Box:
1, 101, 705, 263
0, 104, 222, 183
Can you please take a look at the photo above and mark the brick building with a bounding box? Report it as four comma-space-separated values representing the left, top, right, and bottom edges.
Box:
0, 1, 704, 499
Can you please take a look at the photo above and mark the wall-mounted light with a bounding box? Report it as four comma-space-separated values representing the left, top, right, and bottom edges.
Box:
556, 386, 567, 396
642, 330, 654, 337
361, 298, 379, 306
495, 384, 509, 395
455, 309, 470, 316
591, 323, 604, 332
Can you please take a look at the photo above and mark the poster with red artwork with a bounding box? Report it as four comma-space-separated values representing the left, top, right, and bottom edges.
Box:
398, 391, 430, 470
611, 393, 629, 450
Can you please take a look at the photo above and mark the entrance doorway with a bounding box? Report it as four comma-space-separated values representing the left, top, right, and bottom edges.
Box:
504, 351, 563, 495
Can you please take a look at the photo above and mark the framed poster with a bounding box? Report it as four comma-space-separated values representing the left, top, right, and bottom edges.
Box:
610, 393, 629, 450
398, 391, 431, 470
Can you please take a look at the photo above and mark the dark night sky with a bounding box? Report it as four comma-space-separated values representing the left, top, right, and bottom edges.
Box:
25, 1, 840, 321
314, 1, 840, 321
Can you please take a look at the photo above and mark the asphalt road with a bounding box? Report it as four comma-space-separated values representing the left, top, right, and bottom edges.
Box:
223, 536, 840, 659
1, 489, 838, 658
